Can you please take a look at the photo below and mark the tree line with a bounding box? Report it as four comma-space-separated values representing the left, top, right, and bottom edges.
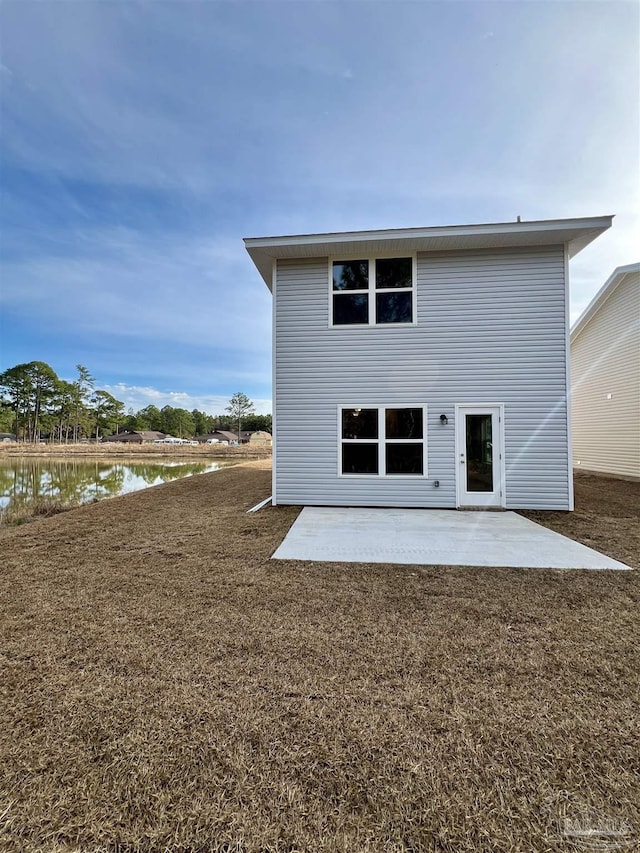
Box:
0, 362, 271, 441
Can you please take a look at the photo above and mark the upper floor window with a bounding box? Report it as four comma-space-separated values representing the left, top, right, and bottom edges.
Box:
331, 257, 415, 326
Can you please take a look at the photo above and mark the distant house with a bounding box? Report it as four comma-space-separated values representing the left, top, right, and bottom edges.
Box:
199, 430, 266, 445
571, 262, 640, 479
102, 430, 166, 444
245, 216, 613, 510
198, 431, 237, 445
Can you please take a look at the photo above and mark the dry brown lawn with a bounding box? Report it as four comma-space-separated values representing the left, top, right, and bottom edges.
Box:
0, 464, 638, 852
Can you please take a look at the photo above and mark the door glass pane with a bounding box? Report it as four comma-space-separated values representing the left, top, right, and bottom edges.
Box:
386, 443, 423, 475
385, 408, 422, 439
342, 443, 378, 474
342, 408, 378, 439
333, 260, 369, 291
465, 415, 493, 492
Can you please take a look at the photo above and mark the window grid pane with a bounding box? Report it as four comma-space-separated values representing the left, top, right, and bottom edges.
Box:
385, 443, 424, 475
376, 257, 412, 289
333, 260, 369, 291
333, 293, 368, 325
342, 443, 379, 475
376, 291, 412, 324
385, 408, 423, 440
342, 408, 378, 440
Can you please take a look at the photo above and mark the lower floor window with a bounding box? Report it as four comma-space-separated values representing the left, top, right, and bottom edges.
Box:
340, 406, 426, 476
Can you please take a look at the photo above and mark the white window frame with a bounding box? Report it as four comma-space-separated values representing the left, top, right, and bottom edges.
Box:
329, 254, 417, 328
337, 404, 428, 478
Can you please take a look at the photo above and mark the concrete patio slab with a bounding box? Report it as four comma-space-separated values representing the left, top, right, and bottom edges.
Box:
272, 507, 631, 570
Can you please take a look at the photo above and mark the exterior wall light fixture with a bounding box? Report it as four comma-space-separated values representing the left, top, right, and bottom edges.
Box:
440, 414, 448, 425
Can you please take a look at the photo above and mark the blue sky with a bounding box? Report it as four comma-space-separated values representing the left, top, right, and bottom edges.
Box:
1, 0, 638, 415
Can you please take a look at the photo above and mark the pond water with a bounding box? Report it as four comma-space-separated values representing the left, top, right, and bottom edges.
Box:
0, 458, 238, 511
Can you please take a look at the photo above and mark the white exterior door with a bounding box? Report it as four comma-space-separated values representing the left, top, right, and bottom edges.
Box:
456, 405, 505, 508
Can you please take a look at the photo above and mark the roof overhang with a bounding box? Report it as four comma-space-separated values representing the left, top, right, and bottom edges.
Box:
571, 261, 640, 341
244, 216, 613, 289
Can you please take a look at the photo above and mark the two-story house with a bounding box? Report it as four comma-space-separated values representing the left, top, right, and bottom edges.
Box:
245, 217, 612, 510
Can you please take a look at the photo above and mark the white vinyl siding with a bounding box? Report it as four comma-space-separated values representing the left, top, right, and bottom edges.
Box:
571, 270, 640, 479
274, 246, 570, 509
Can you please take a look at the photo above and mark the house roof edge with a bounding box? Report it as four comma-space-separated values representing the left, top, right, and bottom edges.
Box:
571, 261, 640, 341
245, 216, 614, 289
244, 216, 613, 248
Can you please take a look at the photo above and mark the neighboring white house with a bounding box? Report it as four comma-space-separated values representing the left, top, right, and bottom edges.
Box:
245, 217, 612, 510
571, 262, 640, 480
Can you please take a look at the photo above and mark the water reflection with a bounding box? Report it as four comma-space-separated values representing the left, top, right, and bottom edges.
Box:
0, 458, 235, 511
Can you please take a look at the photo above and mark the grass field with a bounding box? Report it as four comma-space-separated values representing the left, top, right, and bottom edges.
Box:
0, 463, 638, 852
